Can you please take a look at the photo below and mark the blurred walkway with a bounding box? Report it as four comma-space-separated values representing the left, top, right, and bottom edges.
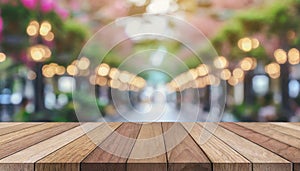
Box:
104, 102, 209, 122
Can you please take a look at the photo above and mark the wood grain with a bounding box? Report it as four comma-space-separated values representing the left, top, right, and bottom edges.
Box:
0, 123, 42, 136
0, 123, 78, 160
181, 123, 251, 171
221, 122, 300, 171
0, 122, 298, 171
237, 122, 300, 149
36, 123, 122, 171
0, 123, 99, 171
199, 123, 291, 171
82, 123, 141, 171
127, 123, 167, 171
271, 122, 300, 131
162, 122, 211, 171
268, 122, 300, 138
0, 123, 63, 145
0, 122, 22, 129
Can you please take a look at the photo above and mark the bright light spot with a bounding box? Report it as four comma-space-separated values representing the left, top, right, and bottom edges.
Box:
197, 64, 209, 76
28, 45, 51, 62
55, 66, 65, 75
274, 49, 287, 64
45, 92, 56, 109
0, 53, 6, 62
58, 76, 75, 93
77, 57, 90, 70
119, 71, 133, 83
67, 65, 79, 76
214, 56, 228, 69
147, 0, 170, 14
44, 32, 55, 41
240, 57, 254, 71
228, 77, 239, 86
57, 94, 69, 106
11, 93, 22, 105
30, 47, 44, 61
238, 37, 252, 52
233, 68, 244, 79
220, 69, 231, 80
188, 69, 198, 80
97, 77, 108, 86
253, 75, 269, 96
97, 63, 110, 76
27, 70, 37, 80
109, 68, 120, 79
40, 21, 52, 36
288, 48, 300, 65
42, 65, 55, 78
27, 21, 39, 36
289, 80, 300, 98
109, 79, 121, 89
265, 62, 280, 79
25, 103, 34, 113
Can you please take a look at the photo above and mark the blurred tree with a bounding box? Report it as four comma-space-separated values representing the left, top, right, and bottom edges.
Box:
0, 0, 89, 114
212, 0, 300, 117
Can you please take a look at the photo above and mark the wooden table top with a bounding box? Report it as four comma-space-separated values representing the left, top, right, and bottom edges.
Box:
0, 122, 299, 171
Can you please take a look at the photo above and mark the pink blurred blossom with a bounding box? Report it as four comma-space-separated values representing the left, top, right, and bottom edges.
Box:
0, 0, 9, 4
54, 6, 69, 20
0, 16, 2, 40
0, 16, 3, 33
40, 0, 55, 13
20, 0, 38, 10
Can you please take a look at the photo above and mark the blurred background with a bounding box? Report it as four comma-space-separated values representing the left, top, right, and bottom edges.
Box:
1, 0, 300, 122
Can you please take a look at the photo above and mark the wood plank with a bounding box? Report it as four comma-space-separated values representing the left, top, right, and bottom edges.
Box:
162, 122, 211, 171
36, 123, 122, 171
0, 123, 78, 160
198, 123, 291, 171
291, 122, 300, 126
181, 123, 250, 171
0, 123, 99, 171
0, 123, 42, 136
269, 122, 300, 138
0, 123, 64, 145
271, 122, 300, 131
0, 122, 22, 129
127, 123, 167, 171
221, 122, 300, 171
237, 123, 300, 149
82, 123, 141, 171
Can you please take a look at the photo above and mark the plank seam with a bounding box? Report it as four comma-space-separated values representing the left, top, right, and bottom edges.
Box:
35, 123, 109, 171
79, 123, 124, 171
180, 123, 213, 169
0, 123, 79, 160
227, 123, 296, 171
196, 123, 254, 170
0, 123, 61, 145
161, 122, 169, 171
0, 123, 44, 136
125, 123, 143, 171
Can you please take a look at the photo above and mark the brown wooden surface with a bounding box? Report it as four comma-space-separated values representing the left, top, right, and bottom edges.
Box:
0, 122, 299, 171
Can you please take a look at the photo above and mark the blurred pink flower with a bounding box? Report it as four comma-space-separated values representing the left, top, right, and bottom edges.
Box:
0, 16, 3, 33
54, 6, 69, 20
40, 0, 55, 13
0, 0, 9, 4
0, 16, 2, 40
21, 0, 38, 10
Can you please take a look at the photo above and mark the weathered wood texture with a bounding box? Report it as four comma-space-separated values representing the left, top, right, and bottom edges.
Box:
0, 122, 298, 171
